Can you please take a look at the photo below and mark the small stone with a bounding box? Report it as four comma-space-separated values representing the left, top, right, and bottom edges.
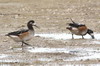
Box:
9, 46, 13, 50
21, 25, 25, 27
3, 40, 7, 42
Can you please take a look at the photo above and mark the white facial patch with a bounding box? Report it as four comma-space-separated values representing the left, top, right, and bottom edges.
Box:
33, 23, 36, 26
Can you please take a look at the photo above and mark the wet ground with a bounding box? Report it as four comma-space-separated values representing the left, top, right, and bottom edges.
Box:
0, 0, 100, 66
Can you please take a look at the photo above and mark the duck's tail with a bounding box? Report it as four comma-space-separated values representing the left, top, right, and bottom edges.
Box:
70, 18, 76, 24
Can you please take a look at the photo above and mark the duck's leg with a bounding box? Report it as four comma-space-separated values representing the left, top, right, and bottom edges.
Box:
21, 42, 24, 47
22, 41, 31, 46
72, 34, 74, 39
82, 35, 84, 39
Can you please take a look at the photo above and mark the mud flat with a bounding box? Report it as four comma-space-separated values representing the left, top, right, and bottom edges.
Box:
0, 0, 100, 66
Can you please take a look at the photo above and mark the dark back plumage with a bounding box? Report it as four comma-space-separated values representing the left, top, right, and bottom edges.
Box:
5, 29, 29, 36
69, 18, 85, 28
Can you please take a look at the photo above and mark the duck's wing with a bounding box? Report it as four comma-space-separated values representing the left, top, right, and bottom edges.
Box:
70, 18, 76, 24
68, 18, 85, 28
6, 29, 29, 36
68, 22, 85, 28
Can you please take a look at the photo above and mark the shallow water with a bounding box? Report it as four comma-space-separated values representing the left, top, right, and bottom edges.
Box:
0, 54, 8, 58
65, 64, 100, 66
35, 33, 100, 40
1, 33, 100, 65
28, 33, 100, 62
28, 47, 69, 53
25, 46, 100, 61
3, 46, 100, 64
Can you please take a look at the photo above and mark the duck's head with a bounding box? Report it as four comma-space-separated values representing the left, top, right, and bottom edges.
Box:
27, 20, 39, 30
87, 29, 95, 39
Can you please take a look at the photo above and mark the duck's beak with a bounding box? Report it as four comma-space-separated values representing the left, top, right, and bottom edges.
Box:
33, 23, 40, 28
34, 25, 40, 28
90, 33, 95, 39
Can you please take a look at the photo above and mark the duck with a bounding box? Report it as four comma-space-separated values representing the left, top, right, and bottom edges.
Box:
66, 18, 95, 39
5, 20, 39, 47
